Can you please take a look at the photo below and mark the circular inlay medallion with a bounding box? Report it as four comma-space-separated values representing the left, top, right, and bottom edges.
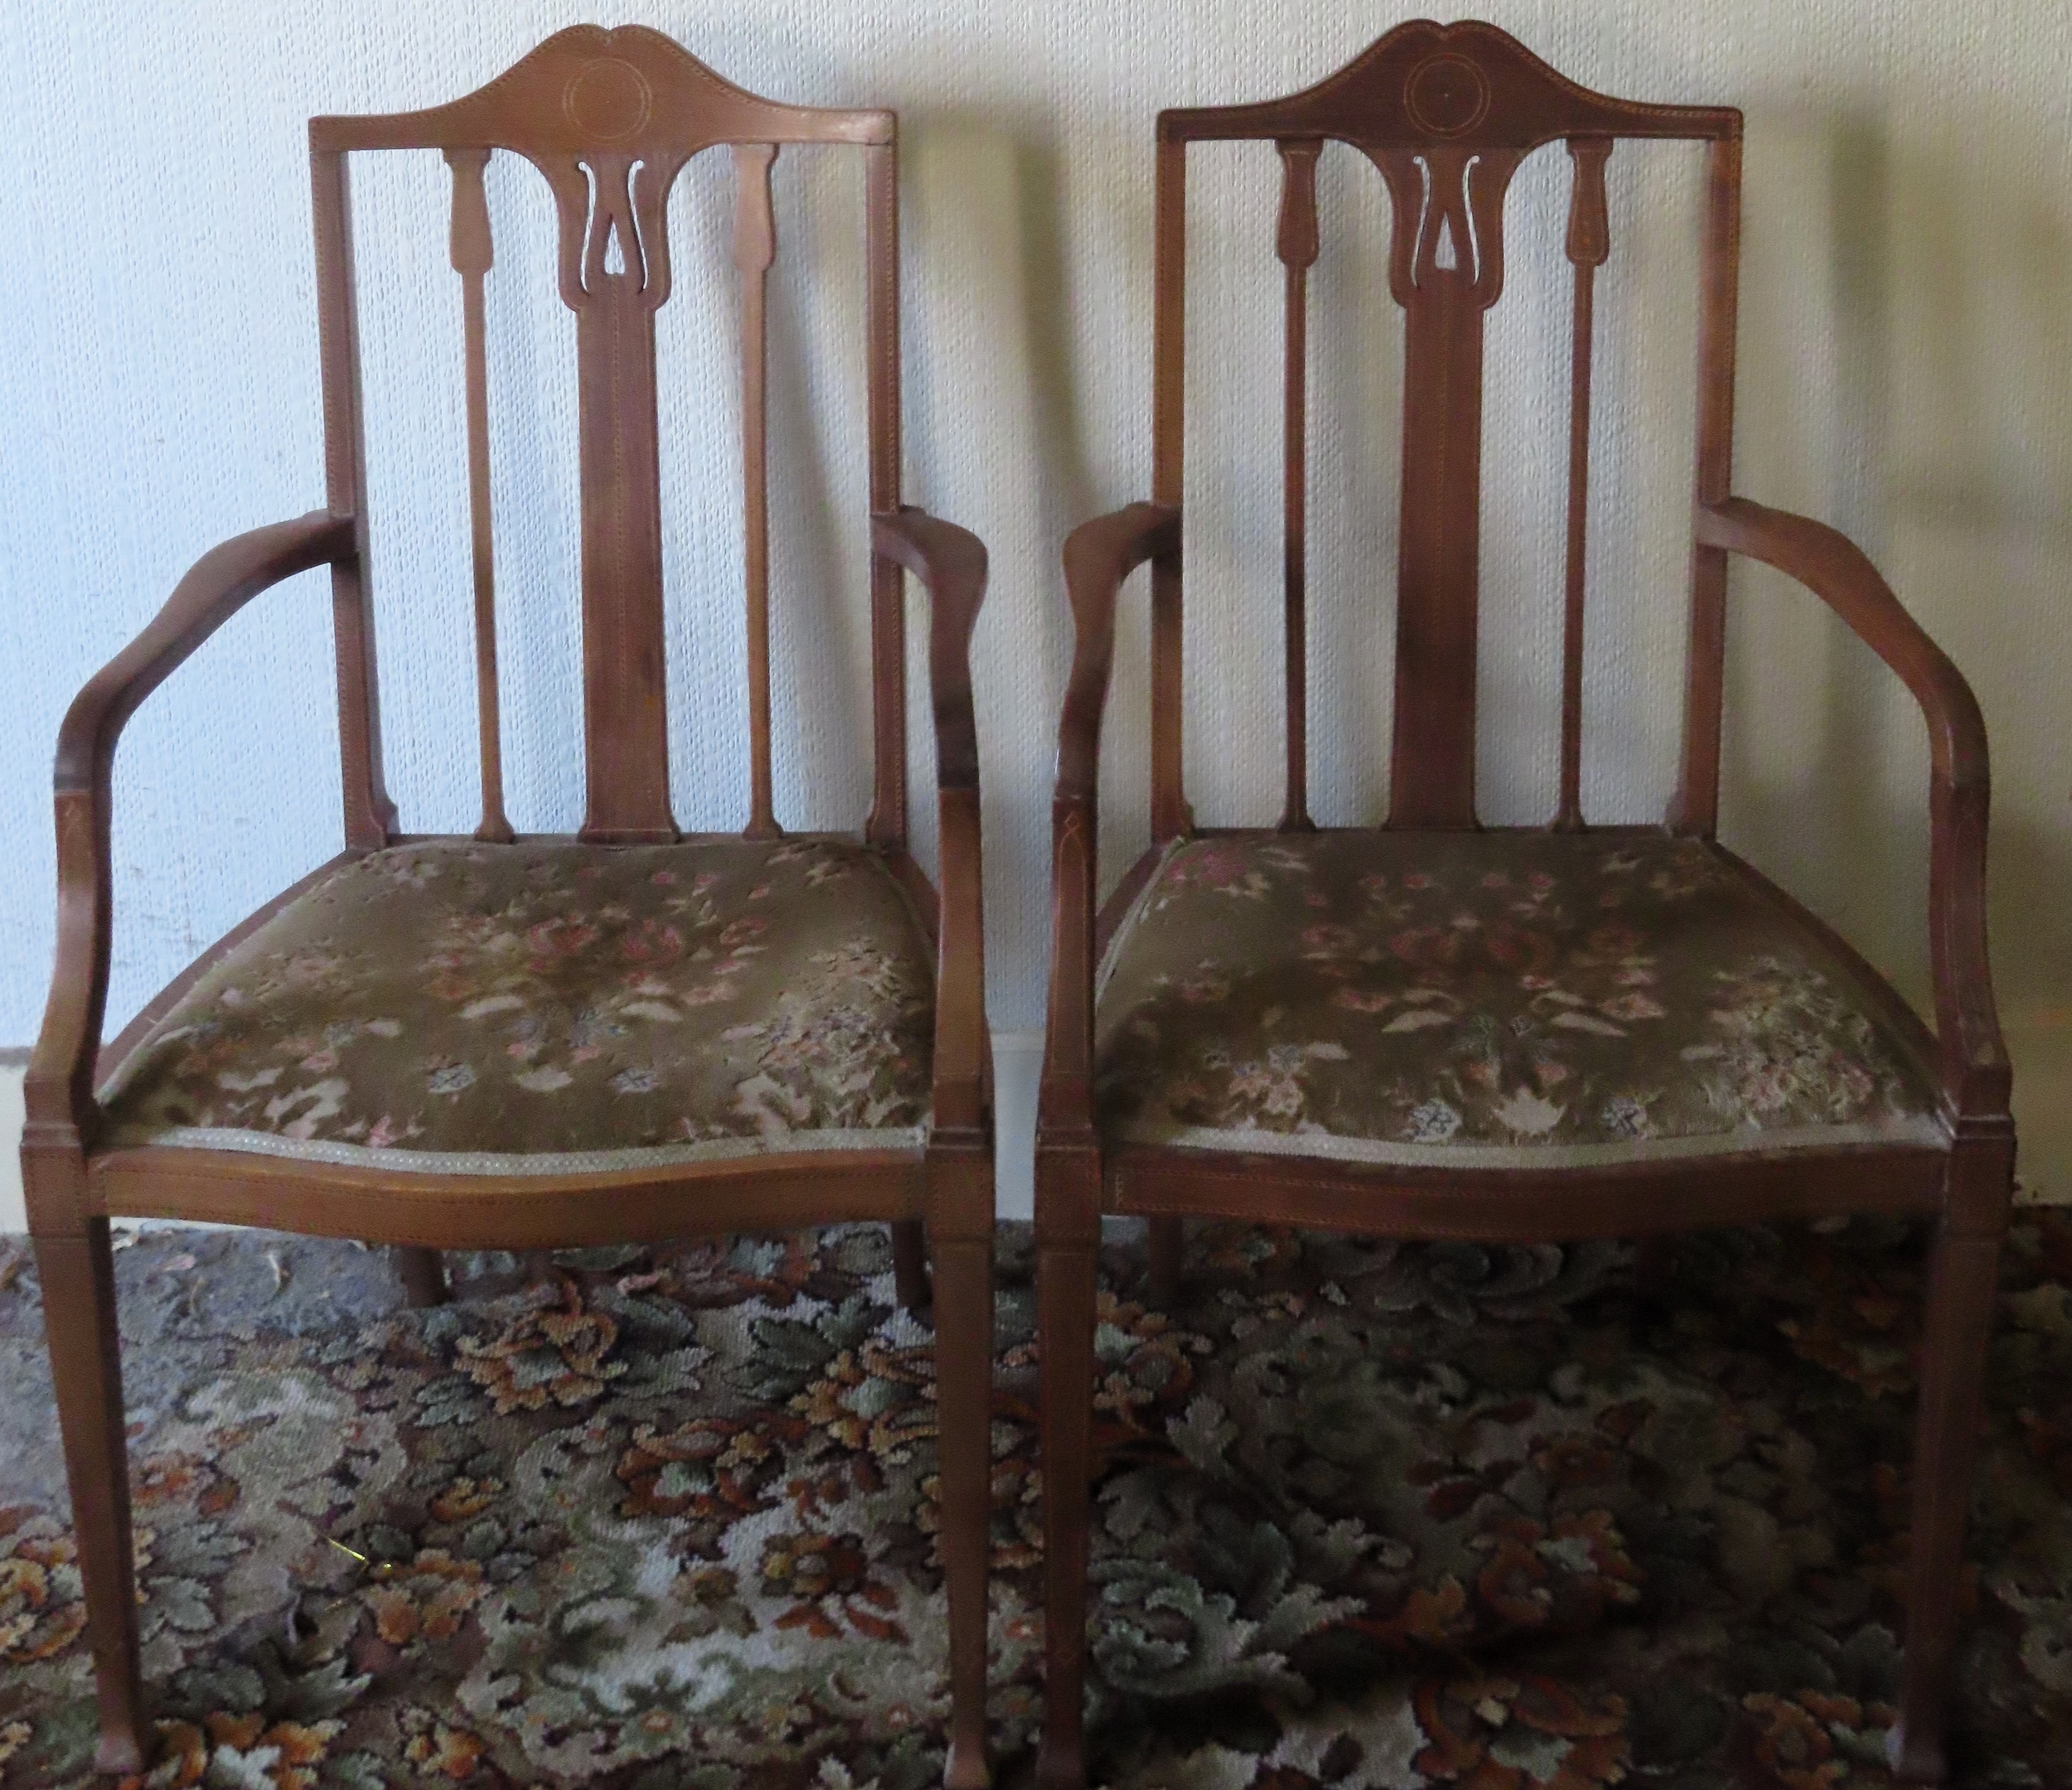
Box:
564, 57, 652, 142
1406, 54, 1491, 137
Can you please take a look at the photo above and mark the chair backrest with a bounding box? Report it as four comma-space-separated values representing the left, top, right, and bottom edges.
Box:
311, 26, 908, 849
1150, 19, 1741, 836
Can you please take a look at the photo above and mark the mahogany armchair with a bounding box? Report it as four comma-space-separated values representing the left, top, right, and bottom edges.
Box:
1035, 22, 2010, 1788
23, 29, 994, 1785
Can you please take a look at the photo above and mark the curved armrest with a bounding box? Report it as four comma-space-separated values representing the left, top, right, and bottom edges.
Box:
871, 506, 990, 1138
872, 508, 985, 793
27, 510, 358, 1137
1041, 502, 1181, 1139
1695, 496, 2008, 1116
1055, 503, 1181, 802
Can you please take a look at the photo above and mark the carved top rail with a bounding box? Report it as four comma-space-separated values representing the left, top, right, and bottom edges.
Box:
1159, 19, 1737, 151
312, 27, 890, 315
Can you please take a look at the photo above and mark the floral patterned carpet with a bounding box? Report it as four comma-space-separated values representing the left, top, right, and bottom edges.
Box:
1, 1212, 2069, 1789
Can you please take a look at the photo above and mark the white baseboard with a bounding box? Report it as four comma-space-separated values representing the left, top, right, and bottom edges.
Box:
0, 1033, 1048, 1236
2007, 1005, 2072, 1207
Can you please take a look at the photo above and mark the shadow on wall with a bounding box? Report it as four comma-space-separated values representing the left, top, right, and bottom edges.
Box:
1009, 133, 1102, 543
898, 109, 1160, 931
997, 123, 1156, 907
1721, 104, 2072, 1197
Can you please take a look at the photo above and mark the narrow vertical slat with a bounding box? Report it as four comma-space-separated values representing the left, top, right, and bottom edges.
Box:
1276, 139, 1320, 834
1671, 132, 1743, 836
445, 147, 513, 844
1555, 136, 1611, 832
733, 142, 781, 839
1150, 129, 1190, 840
310, 144, 395, 849
864, 138, 908, 848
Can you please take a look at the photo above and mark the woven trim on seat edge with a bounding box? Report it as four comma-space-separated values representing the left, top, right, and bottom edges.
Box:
95, 1125, 932, 1178
1105, 1113, 1951, 1170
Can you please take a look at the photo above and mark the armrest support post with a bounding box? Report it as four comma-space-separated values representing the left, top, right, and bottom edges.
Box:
1041, 502, 1181, 1138
1694, 496, 2008, 1117
27, 511, 357, 1142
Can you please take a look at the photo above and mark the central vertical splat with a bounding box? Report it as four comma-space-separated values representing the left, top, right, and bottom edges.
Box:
569, 150, 679, 843
1373, 139, 1520, 829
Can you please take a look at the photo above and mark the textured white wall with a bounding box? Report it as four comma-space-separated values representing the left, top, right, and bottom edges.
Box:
3, 3, 2070, 1194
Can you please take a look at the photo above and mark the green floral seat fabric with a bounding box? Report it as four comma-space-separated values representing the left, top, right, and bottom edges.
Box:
1093, 830, 1945, 1168
97, 838, 937, 1173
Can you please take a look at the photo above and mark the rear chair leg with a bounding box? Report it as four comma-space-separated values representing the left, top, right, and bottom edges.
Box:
892, 1218, 931, 1315
1889, 1193, 2007, 1782
395, 1246, 448, 1308
35, 1217, 150, 1773
1145, 1215, 1183, 1308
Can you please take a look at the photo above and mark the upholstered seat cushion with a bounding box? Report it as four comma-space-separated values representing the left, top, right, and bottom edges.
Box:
1093, 830, 1946, 1168
97, 837, 937, 1173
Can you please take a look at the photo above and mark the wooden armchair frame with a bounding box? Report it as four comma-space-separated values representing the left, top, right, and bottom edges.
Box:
1034, 22, 2011, 1787
24, 28, 994, 1785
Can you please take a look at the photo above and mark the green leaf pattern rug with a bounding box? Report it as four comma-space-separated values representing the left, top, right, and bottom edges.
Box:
1, 1214, 2068, 1788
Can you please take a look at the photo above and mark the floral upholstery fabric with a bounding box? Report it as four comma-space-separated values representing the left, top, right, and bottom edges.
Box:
1095, 830, 1946, 1167
98, 838, 937, 1172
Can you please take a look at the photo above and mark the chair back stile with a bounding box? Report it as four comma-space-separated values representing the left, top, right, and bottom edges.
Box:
1148, 20, 1740, 838
307, 25, 908, 850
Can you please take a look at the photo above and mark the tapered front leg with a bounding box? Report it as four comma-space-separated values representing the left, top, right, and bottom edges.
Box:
1145, 1215, 1183, 1309
1036, 1146, 1101, 1790
1890, 1135, 2012, 1783
892, 1218, 932, 1316
928, 1149, 994, 1790
35, 1217, 149, 1773
395, 1246, 448, 1308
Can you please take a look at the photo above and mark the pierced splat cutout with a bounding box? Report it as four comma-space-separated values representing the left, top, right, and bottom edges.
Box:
577, 154, 654, 297
1376, 140, 1519, 309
